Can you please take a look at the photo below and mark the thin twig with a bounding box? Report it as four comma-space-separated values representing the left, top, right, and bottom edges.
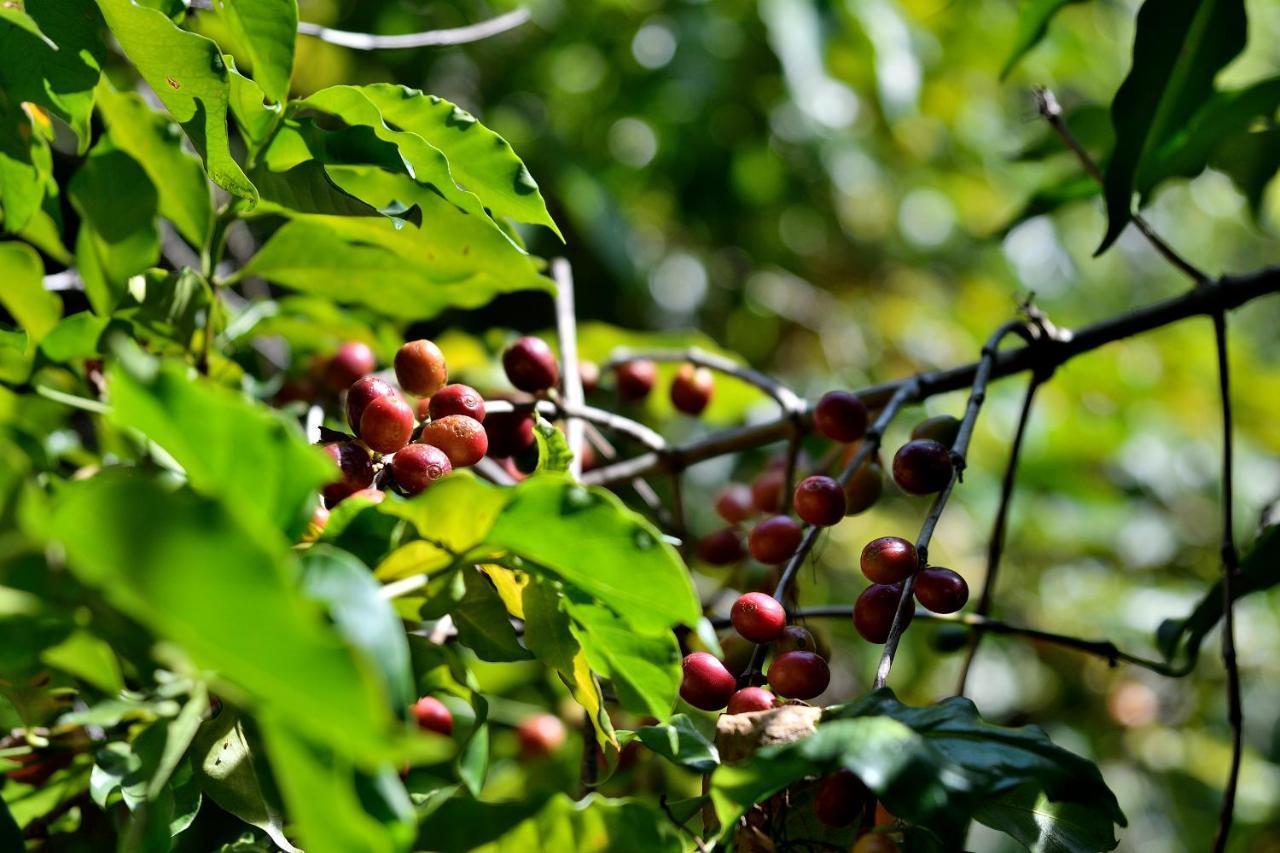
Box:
583, 423, 674, 526
601, 348, 806, 416
486, 399, 666, 452
670, 471, 688, 556
552, 259, 586, 479
296, 8, 532, 50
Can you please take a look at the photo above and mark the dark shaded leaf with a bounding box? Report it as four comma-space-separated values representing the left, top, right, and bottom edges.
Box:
452, 568, 531, 662
975, 783, 1121, 853
621, 715, 719, 773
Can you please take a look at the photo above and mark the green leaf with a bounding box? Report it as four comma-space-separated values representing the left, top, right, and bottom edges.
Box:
999, 174, 1098, 235
1098, 0, 1247, 253
0, 99, 52, 233
94, 0, 257, 201
1001, 0, 1086, 79
39, 629, 123, 694
1013, 104, 1113, 163
566, 600, 681, 720
1211, 127, 1280, 215
0, 796, 21, 850
191, 710, 297, 851
38, 312, 109, 363
213, 0, 296, 104
0, 5, 54, 47
249, 161, 381, 218
975, 783, 1121, 853
375, 474, 509, 578
452, 567, 532, 662
227, 64, 283, 160
489, 475, 699, 634
95, 82, 213, 247
0, 242, 57, 342
532, 413, 574, 473
621, 715, 719, 773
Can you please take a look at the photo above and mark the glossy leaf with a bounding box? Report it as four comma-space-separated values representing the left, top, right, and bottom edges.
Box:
451, 567, 532, 662
532, 413, 574, 474
566, 600, 681, 719
191, 710, 297, 851
975, 783, 1122, 853
621, 715, 719, 773
214, 0, 297, 104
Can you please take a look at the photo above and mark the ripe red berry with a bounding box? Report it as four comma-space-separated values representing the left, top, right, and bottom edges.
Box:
750, 467, 786, 513
715, 484, 755, 524
860, 537, 918, 584
854, 584, 911, 644
395, 340, 448, 397
793, 475, 846, 526
325, 341, 376, 391
418, 415, 488, 468
913, 567, 969, 614
911, 414, 961, 448
412, 696, 453, 735
695, 528, 746, 565
766, 650, 830, 699
670, 363, 714, 415
748, 515, 803, 564
615, 359, 657, 402
843, 460, 884, 515
485, 410, 536, 458
679, 652, 736, 711
774, 624, 817, 655
503, 336, 559, 393
516, 713, 566, 759
359, 393, 415, 453
726, 687, 776, 714
730, 592, 786, 643
814, 391, 868, 443
814, 770, 870, 827
346, 375, 398, 434
578, 360, 601, 394
428, 384, 486, 422
392, 444, 452, 495
321, 442, 374, 506
892, 439, 954, 495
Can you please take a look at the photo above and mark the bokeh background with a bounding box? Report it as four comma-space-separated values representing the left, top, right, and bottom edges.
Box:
202, 0, 1280, 849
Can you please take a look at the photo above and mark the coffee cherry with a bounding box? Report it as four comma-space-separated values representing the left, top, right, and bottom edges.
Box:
814, 391, 868, 443
715, 484, 755, 524
395, 340, 448, 397
853, 584, 911, 644
892, 439, 953, 495
730, 592, 786, 643
485, 410, 536, 458
359, 393, 415, 453
853, 835, 899, 853
578, 360, 601, 394
695, 528, 746, 565
766, 650, 830, 699
516, 713, 566, 759
670, 363, 714, 415
392, 444, 452, 495
727, 687, 776, 714
911, 414, 961, 448
913, 567, 969, 614
860, 537, 917, 584
748, 515, 803, 564
346, 375, 398, 434
875, 802, 897, 826
813, 769, 870, 827
418, 415, 487, 468
774, 624, 816, 655
793, 475, 846, 526
750, 467, 786, 514
680, 652, 736, 711
843, 460, 884, 515
302, 504, 329, 542
322, 442, 374, 506
412, 696, 453, 735
615, 359, 657, 402
428, 384, 486, 423
503, 336, 559, 393
325, 341, 376, 391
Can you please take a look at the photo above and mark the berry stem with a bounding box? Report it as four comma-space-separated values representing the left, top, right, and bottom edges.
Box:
552, 258, 587, 479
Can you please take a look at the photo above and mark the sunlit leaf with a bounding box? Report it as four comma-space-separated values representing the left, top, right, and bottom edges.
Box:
214, 0, 297, 105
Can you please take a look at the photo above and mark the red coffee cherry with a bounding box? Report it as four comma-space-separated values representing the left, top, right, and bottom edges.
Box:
794, 475, 846, 526
774, 624, 816, 655
730, 592, 786, 643
321, 442, 374, 506
911, 414, 961, 448
428, 384, 486, 422
814, 769, 870, 827
503, 336, 559, 393
392, 444, 452, 495
766, 650, 830, 699
516, 713, 566, 759
914, 567, 969, 614
359, 393, 415, 453
750, 467, 786, 513
679, 652, 736, 711
892, 439, 954, 495
843, 460, 884, 515
726, 687, 776, 714
485, 410, 536, 458
412, 696, 453, 735
860, 537, 918, 584
670, 363, 714, 415
578, 360, 601, 394
395, 340, 448, 397
853, 834, 899, 853
814, 391, 868, 443
695, 528, 746, 565
854, 584, 911, 644
615, 359, 657, 402
418, 415, 488, 468
325, 341, 376, 391
715, 484, 755, 524
346, 375, 398, 434
748, 515, 803, 564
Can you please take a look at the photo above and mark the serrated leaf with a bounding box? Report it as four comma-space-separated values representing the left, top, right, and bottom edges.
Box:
0, 242, 57, 342
1001, 0, 1086, 79
214, 0, 296, 105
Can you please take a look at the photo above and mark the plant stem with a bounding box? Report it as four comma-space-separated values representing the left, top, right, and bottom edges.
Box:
601, 347, 806, 416
552, 259, 586, 479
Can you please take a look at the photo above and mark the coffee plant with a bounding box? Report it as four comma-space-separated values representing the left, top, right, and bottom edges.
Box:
0, 0, 1277, 851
